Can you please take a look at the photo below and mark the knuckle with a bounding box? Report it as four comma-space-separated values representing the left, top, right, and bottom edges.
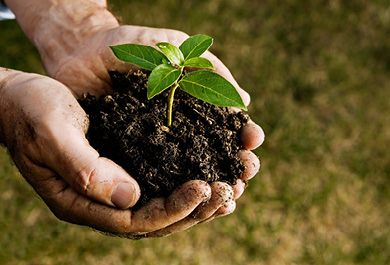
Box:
74, 166, 96, 194
215, 183, 234, 205
217, 200, 236, 217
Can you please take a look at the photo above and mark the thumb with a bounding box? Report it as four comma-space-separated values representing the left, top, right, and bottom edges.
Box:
40, 125, 140, 209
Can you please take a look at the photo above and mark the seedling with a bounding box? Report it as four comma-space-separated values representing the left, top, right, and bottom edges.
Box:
110, 35, 247, 127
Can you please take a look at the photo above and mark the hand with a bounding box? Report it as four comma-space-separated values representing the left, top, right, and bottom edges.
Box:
0, 70, 250, 237
45, 25, 252, 104
5, 0, 264, 237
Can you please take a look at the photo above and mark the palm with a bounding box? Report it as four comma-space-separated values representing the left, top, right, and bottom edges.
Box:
51, 26, 187, 97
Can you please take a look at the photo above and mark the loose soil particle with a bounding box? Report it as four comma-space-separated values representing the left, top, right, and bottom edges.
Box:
78, 71, 249, 207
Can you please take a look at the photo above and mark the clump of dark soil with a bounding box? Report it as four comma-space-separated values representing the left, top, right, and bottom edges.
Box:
78, 71, 249, 207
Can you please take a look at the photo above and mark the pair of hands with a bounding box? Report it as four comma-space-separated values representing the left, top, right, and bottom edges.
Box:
1, 25, 264, 238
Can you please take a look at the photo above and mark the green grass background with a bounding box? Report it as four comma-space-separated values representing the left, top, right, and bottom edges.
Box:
1, 0, 390, 264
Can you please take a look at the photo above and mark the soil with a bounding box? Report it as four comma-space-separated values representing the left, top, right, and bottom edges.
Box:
78, 71, 249, 208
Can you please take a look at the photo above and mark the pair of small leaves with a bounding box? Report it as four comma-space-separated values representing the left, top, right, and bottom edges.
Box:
156, 34, 214, 67
110, 35, 213, 73
110, 35, 247, 111
157, 42, 215, 70
148, 36, 215, 100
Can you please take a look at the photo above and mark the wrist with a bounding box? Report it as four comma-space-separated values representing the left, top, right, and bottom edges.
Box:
5, 0, 119, 76
36, 1, 119, 75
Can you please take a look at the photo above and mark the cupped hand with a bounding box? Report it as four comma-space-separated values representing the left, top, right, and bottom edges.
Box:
46, 25, 251, 103
0, 71, 251, 237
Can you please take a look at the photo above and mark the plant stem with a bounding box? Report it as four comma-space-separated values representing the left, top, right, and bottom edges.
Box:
167, 82, 180, 127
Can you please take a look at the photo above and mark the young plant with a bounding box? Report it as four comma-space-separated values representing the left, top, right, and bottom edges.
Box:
110, 35, 247, 127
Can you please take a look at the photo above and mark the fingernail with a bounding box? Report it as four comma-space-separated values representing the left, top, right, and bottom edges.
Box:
111, 182, 137, 209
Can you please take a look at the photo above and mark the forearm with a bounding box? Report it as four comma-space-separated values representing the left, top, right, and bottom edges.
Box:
4, 0, 119, 75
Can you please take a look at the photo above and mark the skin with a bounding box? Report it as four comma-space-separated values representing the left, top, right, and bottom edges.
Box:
1, 0, 265, 237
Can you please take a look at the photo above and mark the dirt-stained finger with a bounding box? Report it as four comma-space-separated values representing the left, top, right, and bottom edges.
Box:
240, 120, 265, 150
143, 181, 234, 237
232, 178, 246, 199
238, 150, 260, 181
128, 180, 211, 233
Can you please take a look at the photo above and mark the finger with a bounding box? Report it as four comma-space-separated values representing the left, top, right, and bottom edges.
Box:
213, 200, 237, 218
232, 178, 246, 200
190, 182, 234, 220
240, 120, 265, 150
144, 182, 234, 237
197, 200, 237, 226
47, 182, 133, 233
238, 150, 260, 181
128, 180, 212, 233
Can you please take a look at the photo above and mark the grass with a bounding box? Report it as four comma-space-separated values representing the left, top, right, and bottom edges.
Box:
1, 0, 390, 264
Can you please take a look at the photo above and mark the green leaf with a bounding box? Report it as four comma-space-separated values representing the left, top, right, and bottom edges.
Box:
110, 44, 167, 71
179, 35, 213, 61
183, 57, 215, 70
179, 71, 247, 111
148, 64, 182, 99
156, 42, 185, 66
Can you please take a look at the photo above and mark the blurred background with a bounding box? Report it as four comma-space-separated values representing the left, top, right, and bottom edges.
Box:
1, 0, 390, 264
